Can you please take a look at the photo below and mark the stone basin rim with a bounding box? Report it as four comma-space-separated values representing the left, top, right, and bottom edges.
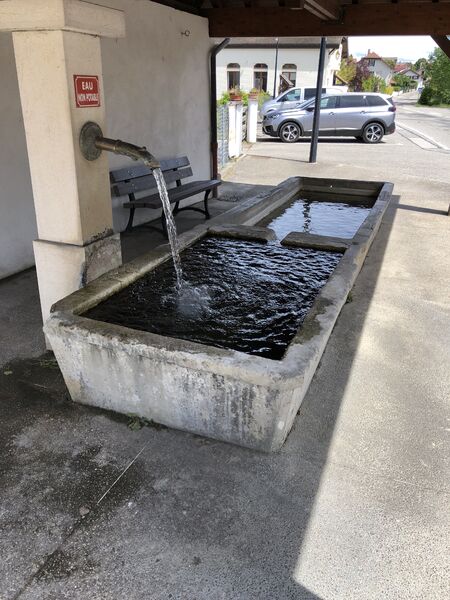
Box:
46, 177, 393, 388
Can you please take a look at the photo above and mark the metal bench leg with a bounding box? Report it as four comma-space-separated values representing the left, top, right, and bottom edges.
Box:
172, 201, 180, 215
204, 190, 211, 219
125, 206, 136, 232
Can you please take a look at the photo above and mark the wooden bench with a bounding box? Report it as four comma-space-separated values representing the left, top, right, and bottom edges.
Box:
110, 156, 221, 235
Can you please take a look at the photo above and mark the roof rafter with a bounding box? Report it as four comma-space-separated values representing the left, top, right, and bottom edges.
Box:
205, 4, 450, 37
432, 35, 450, 59
303, 0, 342, 21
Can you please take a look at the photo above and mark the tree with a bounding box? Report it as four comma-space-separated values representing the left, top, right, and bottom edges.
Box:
429, 48, 450, 103
414, 57, 431, 78
351, 60, 371, 91
392, 73, 416, 91
419, 48, 450, 105
362, 74, 387, 93
337, 57, 357, 86
338, 57, 382, 92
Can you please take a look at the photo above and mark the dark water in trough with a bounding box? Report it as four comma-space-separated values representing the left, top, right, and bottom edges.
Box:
85, 237, 341, 360
260, 194, 373, 240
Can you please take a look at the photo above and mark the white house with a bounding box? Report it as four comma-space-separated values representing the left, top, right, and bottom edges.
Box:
215, 37, 344, 98
360, 50, 393, 84
393, 63, 422, 87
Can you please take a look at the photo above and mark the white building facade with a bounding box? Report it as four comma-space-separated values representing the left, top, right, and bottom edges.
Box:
216, 37, 343, 98
361, 51, 393, 84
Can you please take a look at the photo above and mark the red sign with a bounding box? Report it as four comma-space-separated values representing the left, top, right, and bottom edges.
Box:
73, 75, 100, 108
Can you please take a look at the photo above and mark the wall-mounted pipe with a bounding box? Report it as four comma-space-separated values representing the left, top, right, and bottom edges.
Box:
79, 121, 160, 168
210, 37, 230, 197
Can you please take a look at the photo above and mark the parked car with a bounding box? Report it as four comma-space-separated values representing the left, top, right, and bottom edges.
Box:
260, 86, 347, 118
262, 93, 396, 144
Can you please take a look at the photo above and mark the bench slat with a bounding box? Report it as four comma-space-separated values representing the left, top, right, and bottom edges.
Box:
158, 156, 190, 172
110, 156, 189, 183
112, 166, 193, 197
123, 180, 221, 210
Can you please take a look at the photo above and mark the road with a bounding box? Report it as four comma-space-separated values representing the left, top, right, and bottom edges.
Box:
395, 91, 450, 150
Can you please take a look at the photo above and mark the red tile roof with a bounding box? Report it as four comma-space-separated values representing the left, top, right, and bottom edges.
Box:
364, 50, 382, 59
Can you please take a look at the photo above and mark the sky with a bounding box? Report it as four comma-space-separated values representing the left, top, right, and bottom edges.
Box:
348, 36, 437, 62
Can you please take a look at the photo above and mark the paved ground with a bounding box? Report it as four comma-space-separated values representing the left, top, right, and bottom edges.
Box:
1, 113, 449, 599
395, 91, 450, 150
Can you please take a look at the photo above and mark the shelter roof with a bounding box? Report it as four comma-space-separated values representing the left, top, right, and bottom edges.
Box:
145, 0, 450, 47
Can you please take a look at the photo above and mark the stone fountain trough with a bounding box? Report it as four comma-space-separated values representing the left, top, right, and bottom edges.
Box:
45, 177, 393, 451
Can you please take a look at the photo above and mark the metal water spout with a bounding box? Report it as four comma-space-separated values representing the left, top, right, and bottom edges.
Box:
79, 121, 160, 168
79, 121, 183, 288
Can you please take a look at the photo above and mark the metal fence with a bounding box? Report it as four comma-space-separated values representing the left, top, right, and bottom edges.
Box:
241, 106, 248, 142
217, 104, 229, 169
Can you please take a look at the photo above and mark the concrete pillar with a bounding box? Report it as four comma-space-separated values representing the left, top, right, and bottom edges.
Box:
246, 97, 258, 143
228, 102, 238, 158
228, 101, 243, 158
236, 103, 243, 157
0, 0, 125, 329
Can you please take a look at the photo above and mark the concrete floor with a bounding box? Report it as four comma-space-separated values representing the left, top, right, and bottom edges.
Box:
1, 114, 449, 599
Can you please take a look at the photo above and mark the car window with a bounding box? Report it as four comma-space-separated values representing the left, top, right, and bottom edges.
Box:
283, 90, 301, 102
320, 96, 337, 109
338, 95, 367, 108
366, 95, 388, 107
305, 87, 326, 100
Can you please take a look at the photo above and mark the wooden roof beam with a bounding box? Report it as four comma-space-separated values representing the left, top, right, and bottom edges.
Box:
432, 35, 450, 59
206, 4, 450, 37
303, 0, 341, 21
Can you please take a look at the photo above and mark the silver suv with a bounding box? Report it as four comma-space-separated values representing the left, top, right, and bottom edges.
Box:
260, 86, 346, 117
262, 93, 396, 144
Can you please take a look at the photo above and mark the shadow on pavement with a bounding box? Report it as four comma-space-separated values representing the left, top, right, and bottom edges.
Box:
396, 202, 448, 216
257, 136, 388, 145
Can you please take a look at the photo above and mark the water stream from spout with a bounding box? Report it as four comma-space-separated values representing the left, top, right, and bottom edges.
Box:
150, 165, 184, 290
152, 165, 212, 314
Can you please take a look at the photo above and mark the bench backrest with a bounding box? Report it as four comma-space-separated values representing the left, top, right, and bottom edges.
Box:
110, 156, 193, 197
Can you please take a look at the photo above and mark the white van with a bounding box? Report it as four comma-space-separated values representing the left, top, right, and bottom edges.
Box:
260, 86, 348, 117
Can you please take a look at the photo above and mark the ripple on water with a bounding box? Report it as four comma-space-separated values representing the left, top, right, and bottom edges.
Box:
85, 238, 341, 360
262, 195, 372, 240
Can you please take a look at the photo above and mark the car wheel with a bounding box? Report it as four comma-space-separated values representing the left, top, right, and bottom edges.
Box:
362, 123, 384, 144
279, 122, 301, 143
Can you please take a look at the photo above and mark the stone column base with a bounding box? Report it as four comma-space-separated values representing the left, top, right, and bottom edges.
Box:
33, 233, 122, 336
